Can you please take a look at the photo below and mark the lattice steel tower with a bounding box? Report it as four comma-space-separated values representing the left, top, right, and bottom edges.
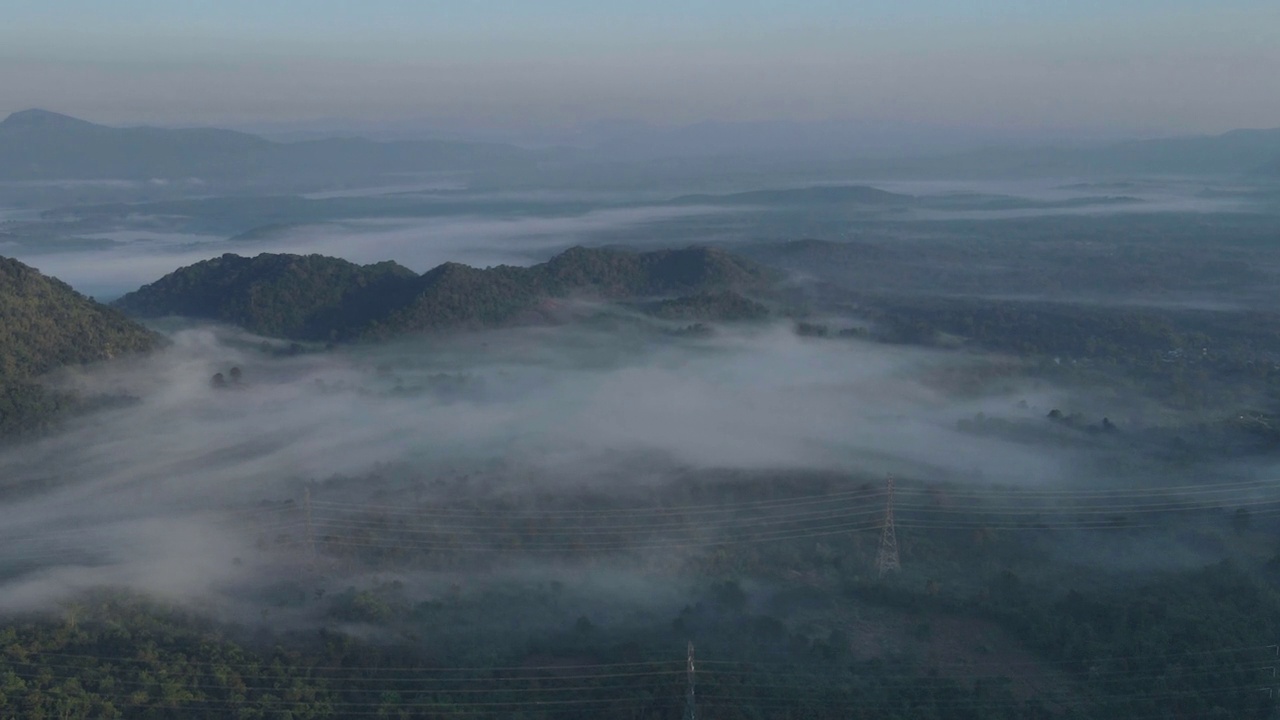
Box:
875, 475, 901, 576
684, 641, 696, 720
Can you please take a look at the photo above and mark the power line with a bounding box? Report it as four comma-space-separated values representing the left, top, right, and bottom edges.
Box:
302, 475, 1280, 519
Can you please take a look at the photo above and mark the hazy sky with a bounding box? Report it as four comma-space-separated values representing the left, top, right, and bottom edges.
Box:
2, 0, 1278, 136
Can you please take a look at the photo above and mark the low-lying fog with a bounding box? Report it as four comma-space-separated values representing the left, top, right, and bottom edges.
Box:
4, 172, 1277, 626
14, 204, 748, 299
863, 176, 1257, 219
0, 321, 1079, 615
4, 173, 1268, 300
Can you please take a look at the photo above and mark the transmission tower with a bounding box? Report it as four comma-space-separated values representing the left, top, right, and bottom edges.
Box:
875, 475, 901, 576
303, 486, 317, 566
683, 641, 696, 720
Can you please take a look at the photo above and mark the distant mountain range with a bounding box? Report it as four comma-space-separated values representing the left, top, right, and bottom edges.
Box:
4, 109, 1280, 186
588, 120, 1280, 177
0, 109, 545, 184
671, 185, 910, 207
926, 128, 1280, 178
114, 246, 773, 341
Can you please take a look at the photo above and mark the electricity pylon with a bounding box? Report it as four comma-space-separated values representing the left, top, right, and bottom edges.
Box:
875, 475, 901, 576
684, 641, 696, 720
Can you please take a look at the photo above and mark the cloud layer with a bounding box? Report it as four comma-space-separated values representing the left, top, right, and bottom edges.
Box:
0, 321, 1073, 613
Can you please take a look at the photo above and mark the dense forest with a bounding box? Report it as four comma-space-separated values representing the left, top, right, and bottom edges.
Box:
0, 257, 157, 379
114, 247, 773, 342
850, 296, 1280, 411
4, 474, 1279, 719
0, 256, 157, 437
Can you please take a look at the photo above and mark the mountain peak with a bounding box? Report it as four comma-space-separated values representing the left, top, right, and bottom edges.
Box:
0, 108, 98, 131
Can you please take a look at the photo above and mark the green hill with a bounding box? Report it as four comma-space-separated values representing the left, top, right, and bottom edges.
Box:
115, 246, 773, 341
0, 256, 158, 378
111, 253, 420, 341
0, 256, 160, 436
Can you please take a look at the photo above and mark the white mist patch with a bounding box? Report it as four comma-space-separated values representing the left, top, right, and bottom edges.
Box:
79, 230, 225, 245
0, 322, 1074, 614
13, 204, 741, 299
0, 516, 256, 614
262, 205, 741, 271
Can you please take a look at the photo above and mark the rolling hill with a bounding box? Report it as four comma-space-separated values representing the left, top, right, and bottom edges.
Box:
0, 255, 160, 435
0, 256, 159, 379
114, 246, 773, 341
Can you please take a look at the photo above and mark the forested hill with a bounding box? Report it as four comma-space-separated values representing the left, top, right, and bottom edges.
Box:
0, 256, 158, 379
113, 253, 421, 342
0, 256, 160, 436
114, 246, 773, 341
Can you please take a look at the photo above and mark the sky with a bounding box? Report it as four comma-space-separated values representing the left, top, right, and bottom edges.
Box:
2, 1, 1278, 139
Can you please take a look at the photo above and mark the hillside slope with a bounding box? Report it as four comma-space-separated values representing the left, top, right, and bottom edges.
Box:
115, 246, 773, 341
111, 253, 420, 341
0, 256, 160, 435
0, 257, 159, 378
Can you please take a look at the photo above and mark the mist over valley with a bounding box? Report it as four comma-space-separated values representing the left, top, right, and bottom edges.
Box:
4, 19, 1280, 714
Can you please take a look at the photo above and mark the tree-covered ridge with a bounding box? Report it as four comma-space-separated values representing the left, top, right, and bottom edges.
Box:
0, 257, 159, 379
112, 253, 420, 341
0, 256, 159, 437
115, 246, 774, 341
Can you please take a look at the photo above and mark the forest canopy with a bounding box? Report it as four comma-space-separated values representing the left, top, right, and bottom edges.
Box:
113, 246, 773, 341
0, 256, 158, 437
